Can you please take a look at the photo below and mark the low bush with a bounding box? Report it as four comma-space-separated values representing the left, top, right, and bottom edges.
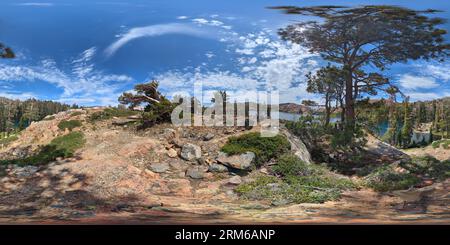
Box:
221, 132, 290, 166
236, 154, 356, 204
364, 165, 420, 192
43, 116, 55, 121
272, 153, 323, 177
88, 107, 137, 122
70, 111, 83, 117
58, 120, 82, 131
401, 156, 450, 180
0, 132, 85, 166
432, 139, 450, 149
0, 135, 18, 146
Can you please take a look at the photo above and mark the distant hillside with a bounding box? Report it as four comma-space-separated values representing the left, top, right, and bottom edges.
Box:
0, 97, 72, 133
279, 103, 311, 114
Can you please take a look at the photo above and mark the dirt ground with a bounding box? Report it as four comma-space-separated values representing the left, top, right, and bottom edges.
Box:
0, 109, 449, 224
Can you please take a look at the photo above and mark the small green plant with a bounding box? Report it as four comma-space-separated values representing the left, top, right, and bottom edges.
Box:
221, 132, 290, 166
0, 132, 85, 166
236, 154, 356, 204
273, 153, 323, 177
88, 107, 137, 122
70, 111, 83, 117
0, 135, 18, 146
402, 156, 450, 180
58, 120, 82, 131
364, 165, 420, 192
431, 139, 450, 149
43, 116, 55, 121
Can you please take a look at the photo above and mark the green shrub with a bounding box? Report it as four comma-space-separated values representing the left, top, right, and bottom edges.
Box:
221, 132, 290, 166
88, 107, 137, 122
43, 116, 55, 121
70, 111, 83, 117
236, 154, 356, 204
273, 153, 323, 177
0, 135, 18, 146
0, 132, 85, 166
431, 139, 450, 149
140, 100, 177, 128
235, 174, 354, 204
364, 165, 420, 192
402, 156, 450, 180
58, 120, 82, 131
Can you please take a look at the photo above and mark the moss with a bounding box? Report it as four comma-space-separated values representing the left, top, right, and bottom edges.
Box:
0, 132, 85, 166
58, 120, 82, 131
221, 132, 290, 166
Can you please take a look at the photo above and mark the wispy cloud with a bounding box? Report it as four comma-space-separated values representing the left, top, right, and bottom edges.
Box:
0, 47, 133, 105
398, 74, 439, 90
152, 26, 319, 104
15, 2, 54, 7
105, 23, 214, 57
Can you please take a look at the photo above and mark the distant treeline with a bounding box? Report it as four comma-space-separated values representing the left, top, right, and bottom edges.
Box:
358, 97, 450, 148
0, 97, 74, 133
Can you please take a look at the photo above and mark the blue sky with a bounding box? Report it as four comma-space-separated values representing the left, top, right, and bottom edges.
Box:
0, 0, 449, 106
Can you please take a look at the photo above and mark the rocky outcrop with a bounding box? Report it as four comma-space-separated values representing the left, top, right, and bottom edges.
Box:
216, 151, 255, 170
281, 128, 311, 164
180, 143, 202, 161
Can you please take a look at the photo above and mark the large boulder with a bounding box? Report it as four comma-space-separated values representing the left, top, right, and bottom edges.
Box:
216, 151, 255, 170
281, 128, 311, 164
180, 143, 202, 161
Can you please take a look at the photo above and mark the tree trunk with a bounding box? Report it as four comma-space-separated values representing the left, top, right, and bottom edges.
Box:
325, 102, 331, 127
344, 67, 355, 130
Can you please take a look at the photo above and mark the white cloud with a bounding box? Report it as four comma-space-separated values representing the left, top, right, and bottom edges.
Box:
423, 63, 450, 81
15, 3, 54, 7
176, 16, 188, 20
398, 74, 439, 90
105, 23, 213, 57
0, 47, 133, 105
192, 18, 209, 25
404, 92, 440, 101
0, 92, 37, 100
150, 27, 319, 104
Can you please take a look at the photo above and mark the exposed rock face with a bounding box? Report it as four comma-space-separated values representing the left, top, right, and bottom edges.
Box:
149, 163, 170, 173
281, 128, 311, 164
180, 143, 202, 161
216, 151, 255, 170
208, 163, 228, 173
